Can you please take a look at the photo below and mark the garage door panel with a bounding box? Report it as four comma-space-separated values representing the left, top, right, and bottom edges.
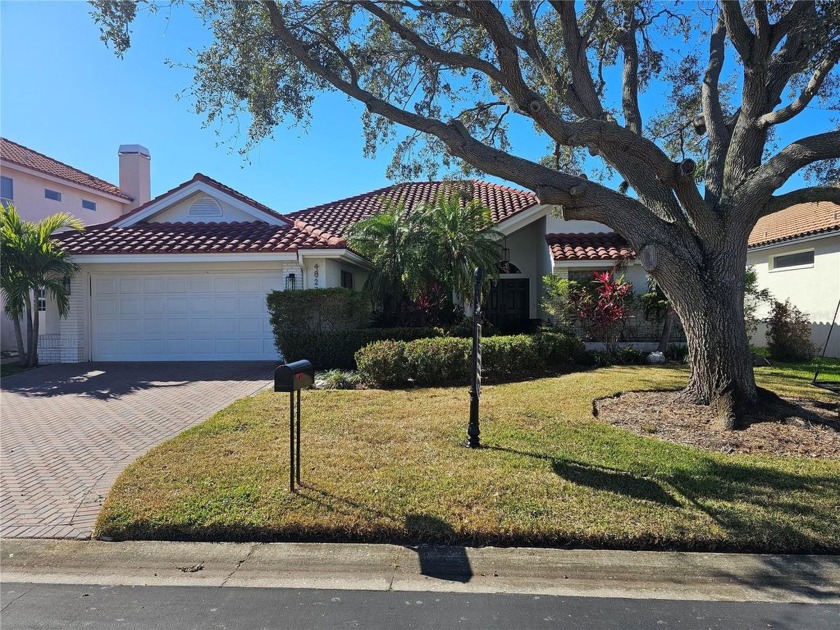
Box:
119, 297, 141, 314
213, 297, 238, 314
189, 276, 212, 292
143, 298, 165, 315
166, 276, 187, 293
166, 297, 189, 314
214, 277, 238, 293
120, 277, 141, 294
143, 277, 166, 293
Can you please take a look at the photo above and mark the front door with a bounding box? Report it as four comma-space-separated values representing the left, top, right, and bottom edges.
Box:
486, 278, 530, 334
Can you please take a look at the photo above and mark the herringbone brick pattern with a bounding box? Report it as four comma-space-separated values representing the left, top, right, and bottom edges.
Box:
0, 362, 273, 539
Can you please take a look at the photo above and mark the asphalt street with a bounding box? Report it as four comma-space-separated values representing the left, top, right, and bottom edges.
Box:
2, 583, 838, 630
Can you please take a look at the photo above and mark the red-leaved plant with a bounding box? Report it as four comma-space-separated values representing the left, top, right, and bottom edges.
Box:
568, 271, 632, 355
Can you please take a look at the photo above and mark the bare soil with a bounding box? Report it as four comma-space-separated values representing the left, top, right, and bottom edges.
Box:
594, 391, 840, 459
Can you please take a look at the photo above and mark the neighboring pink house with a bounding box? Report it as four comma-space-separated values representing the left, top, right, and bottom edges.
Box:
0, 138, 151, 355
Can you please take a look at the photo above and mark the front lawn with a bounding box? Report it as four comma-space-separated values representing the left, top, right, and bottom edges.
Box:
97, 365, 840, 553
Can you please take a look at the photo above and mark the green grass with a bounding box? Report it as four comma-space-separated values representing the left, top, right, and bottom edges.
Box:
97, 365, 840, 553
751, 347, 840, 390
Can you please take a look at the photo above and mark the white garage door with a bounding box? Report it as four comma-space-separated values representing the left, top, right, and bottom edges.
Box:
91, 272, 282, 361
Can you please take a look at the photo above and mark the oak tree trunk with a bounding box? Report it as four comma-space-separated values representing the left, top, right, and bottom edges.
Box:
654, 250, 757, 429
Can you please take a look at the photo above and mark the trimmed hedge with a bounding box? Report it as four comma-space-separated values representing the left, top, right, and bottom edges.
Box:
356, 332, 585, 388
277, 327, 444, 370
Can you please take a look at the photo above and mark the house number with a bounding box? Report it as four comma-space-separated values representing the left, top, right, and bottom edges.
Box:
313, 263, 319, 288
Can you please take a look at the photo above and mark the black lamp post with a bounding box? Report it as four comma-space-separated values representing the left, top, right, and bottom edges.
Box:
467, 266, 483, 448
285, 272, 297, 291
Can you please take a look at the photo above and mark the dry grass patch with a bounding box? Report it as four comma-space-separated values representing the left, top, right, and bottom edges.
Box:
97, 365, 840, 553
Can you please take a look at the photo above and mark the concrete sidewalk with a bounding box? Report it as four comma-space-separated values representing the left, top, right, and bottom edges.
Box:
2, 539, 838, 603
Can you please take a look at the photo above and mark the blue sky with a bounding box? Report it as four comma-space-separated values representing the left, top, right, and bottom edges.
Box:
1, 1, 823, 215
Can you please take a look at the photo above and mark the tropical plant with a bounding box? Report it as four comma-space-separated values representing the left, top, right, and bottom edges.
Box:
0, 204, 83, 367
346, 200, 422, 318
568, 271, 633, 355
348, 190, 501, 324
415, 191, 502, 300
540, 274, 577, 333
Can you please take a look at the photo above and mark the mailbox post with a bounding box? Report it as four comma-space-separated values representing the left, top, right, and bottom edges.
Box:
274, 360, 315, 492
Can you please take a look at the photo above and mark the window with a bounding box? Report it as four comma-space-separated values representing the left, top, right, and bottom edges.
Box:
772, 250, 814, 270
341, 270, 354, 289
37, 288, 46, 312
45, 189, 61, 202
82, 199, 96, 211
0, 175, 13, 202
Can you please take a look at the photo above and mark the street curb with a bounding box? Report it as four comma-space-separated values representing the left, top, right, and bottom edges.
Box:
2, 539, 838, 603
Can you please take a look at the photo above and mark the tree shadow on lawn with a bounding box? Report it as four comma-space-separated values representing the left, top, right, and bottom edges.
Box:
490, 446, 679, 507
487, 445, 840, 553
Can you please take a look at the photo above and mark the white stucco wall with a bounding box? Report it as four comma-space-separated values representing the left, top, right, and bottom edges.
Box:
747, 234, 840, 357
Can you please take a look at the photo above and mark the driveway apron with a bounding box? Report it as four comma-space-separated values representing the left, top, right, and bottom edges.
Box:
1, 362, 273, 539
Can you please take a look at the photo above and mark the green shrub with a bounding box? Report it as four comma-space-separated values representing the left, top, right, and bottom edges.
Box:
403, 337, 471, 386
354, 340, 409, 388
356, 331, 584, 388
277, 327, 443, 370
533, 332, 586, 366
483, 335, 540, 380
267, 288, 371, 334
766, 300, 816, 362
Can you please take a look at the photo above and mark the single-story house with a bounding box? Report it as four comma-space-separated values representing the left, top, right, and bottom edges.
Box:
746, 200, 840, 358
48, 174, 647, 362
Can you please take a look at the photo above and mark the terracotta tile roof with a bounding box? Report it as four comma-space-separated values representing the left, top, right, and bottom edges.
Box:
288, 180, 538, 236
0, 137, 132, 201
59, 221, 345, 256
546, 232, 635, 261
748, 200, 840, 247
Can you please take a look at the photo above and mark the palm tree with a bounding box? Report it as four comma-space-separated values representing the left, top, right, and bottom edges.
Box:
347, 189, 502, 323
347, 200, 426, 315
416, 192, 502, 301
0, 204, 83, 367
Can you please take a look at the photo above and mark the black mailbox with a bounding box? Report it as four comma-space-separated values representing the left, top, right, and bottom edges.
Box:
274, 360, 315, 392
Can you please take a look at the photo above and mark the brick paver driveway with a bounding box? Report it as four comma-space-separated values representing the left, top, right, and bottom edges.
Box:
1, 362, 274, 539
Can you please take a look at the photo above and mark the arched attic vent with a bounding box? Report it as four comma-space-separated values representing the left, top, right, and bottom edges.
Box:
188, 196, 223, 218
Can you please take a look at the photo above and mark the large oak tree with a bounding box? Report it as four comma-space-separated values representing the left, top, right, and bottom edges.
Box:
91, 0, 840, 427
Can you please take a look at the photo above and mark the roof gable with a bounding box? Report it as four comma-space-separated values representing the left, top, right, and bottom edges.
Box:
0, 137, 132, 201
114, 173, 287, 227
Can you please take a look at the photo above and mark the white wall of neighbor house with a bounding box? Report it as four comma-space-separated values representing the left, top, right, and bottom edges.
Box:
747, 234, 840, 357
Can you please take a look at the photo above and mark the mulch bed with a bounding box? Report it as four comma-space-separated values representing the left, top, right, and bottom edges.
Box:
594, 391, 840, 459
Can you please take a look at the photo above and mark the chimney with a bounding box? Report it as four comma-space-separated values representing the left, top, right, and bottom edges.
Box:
118, 144, 151, 211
